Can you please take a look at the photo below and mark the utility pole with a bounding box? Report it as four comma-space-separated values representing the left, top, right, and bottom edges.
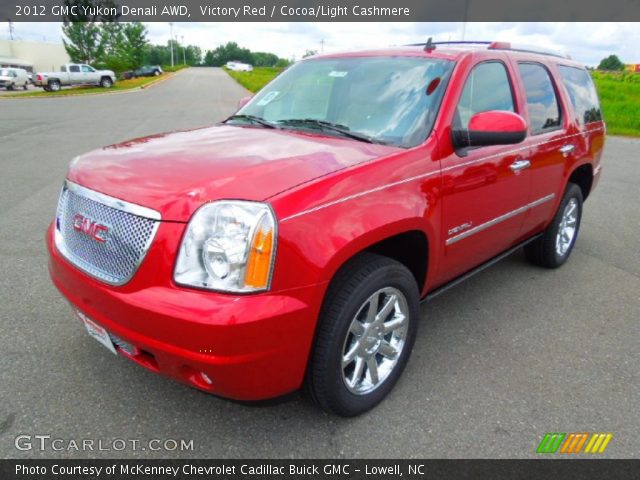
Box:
169, 22, 174, 67
8, 20, 14, 40
181, 35, 186, 65
461, 0, 469, 40
320, 39, 325, 54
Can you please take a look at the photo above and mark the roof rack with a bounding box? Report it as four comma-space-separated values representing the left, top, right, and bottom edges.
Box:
405, 40, 571, 59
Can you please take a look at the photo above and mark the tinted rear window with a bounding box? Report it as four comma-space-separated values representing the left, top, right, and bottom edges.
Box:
518, 63, 562, 135
558, 66, 602, 124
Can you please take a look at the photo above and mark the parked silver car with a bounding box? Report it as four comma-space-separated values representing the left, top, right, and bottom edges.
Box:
0, 67, 30, 90
33, 64, 116, 92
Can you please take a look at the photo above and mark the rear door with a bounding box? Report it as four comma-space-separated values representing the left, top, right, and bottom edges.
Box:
556, 65, 606, 187
436, 56, 531, 284
512, 61, 570, 236
68, 64, 82, 84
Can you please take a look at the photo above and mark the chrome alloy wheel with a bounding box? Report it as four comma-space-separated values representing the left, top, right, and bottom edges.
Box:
556, 198, 578, 257
341, 287, 409, 395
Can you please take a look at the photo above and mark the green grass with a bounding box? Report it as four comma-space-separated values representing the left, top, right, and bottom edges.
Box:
224, 66, 282, 93
591, 71, 640, 137
161, 64, 189, 73
223, 66, 640, 137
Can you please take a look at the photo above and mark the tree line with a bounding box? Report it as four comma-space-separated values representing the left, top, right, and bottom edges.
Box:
203, 42, 290, 68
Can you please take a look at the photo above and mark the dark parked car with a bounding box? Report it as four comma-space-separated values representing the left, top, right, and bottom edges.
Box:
123, 66, 164, 80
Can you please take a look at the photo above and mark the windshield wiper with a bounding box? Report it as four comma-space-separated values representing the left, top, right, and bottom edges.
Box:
277, 119, 386, 144
224, 114, 279, 129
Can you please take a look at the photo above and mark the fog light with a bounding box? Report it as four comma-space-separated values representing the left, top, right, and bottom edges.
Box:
200, 372, 213, 385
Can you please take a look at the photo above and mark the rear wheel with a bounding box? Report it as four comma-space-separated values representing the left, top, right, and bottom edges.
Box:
48, 80, 61, 92
23, 82, 28, 90
306, 253, 420, 416
525, 183, 583, 268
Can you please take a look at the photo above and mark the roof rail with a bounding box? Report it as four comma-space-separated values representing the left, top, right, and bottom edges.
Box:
489, 41, 572, 59
405, 40, 571, 59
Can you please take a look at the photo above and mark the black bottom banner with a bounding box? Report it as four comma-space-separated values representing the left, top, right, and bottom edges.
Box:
1, 459, 639, 480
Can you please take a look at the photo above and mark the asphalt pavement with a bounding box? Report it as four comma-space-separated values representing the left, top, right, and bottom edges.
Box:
0, 67, 638, 459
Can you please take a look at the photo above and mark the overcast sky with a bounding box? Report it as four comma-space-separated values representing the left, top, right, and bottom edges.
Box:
4, 22, 639, 66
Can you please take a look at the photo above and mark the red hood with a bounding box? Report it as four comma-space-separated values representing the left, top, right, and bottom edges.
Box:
67, 125, 399, 221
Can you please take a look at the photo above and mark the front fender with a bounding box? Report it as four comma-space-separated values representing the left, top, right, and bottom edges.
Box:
270, 145, 441, 296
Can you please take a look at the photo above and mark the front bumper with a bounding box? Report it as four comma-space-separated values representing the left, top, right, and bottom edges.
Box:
46, 223, 325, 400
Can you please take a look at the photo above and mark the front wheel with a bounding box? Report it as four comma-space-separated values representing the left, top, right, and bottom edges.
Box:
525, 183, 583, 268
306, 253, 420, 416
100, 77, 113, 88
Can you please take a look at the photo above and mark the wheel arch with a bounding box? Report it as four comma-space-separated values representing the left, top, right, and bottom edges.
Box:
567, 162, 594, 201
321, 220, 434, 298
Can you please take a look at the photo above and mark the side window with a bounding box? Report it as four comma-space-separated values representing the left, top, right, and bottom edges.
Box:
61, 66, 67, 72
517, 63, 562, 134
69, 65, 80, 73
455, 62, 515, 128
557, 66, 602, 124
81, 65, 94, 73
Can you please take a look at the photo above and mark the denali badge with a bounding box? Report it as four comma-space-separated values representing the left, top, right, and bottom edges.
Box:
448, 222, 473, 236
72, 213, 110, 243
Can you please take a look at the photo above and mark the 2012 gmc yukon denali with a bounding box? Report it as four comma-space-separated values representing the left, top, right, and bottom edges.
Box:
47, 41, 605, 416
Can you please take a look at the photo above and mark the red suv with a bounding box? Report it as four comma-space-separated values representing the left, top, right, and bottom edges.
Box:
47, 41, 605, 416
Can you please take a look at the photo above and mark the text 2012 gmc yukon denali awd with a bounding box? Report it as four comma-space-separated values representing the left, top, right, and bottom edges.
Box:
47, 41, 605, 416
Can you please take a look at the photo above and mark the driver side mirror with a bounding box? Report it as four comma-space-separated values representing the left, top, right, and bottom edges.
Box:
237, 96, 253, 110
452, 111, 527, 150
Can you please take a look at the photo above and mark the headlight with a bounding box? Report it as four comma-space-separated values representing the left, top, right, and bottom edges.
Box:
174, 201, 277, 292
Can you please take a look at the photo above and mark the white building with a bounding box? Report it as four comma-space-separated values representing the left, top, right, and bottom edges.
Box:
0, 39, 70, 73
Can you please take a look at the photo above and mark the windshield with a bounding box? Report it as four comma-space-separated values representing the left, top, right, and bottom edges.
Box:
0, 69, 11, 76
235, 56, 453, 148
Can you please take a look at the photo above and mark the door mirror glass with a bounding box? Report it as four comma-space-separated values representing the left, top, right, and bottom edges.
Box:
452, 110, 527, 148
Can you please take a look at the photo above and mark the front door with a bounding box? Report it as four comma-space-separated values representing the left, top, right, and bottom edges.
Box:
436, 58, 531, 285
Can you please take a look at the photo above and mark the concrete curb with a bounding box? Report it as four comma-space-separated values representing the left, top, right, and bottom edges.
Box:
0, 69, 184, 100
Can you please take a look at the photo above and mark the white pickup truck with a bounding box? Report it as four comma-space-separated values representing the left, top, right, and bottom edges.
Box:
33, 63, 116, 91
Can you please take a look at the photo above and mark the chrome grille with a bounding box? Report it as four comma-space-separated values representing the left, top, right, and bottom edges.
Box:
55, 181, 160, 285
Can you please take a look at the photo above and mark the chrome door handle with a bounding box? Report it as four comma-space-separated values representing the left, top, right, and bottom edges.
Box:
510, 159, 531, 173
560, 144, 575, 157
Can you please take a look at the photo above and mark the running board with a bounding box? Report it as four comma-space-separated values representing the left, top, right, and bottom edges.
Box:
422, 234, 543, 303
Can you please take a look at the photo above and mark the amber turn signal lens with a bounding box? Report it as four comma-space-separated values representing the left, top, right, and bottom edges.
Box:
244, 217, 275, 289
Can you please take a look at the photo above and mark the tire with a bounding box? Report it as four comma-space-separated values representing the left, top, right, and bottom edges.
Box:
154, 70, 160, 76
49, 80, 61, 92
6, 83, 14, 91
23, 82, 28, 90
306, 253, 420, 416
524, 183, 583, 268
43, 86, 51, 92
100, 77, 113, 88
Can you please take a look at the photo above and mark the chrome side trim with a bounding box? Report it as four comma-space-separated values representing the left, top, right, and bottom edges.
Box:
280, 128, 603, 223
445, 194, 555, 246
64, 180, 162, 221
280, 170, 440, 222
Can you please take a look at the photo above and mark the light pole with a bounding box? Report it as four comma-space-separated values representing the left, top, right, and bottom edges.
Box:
169, 22, 174, 67
181, 35, 186, 65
